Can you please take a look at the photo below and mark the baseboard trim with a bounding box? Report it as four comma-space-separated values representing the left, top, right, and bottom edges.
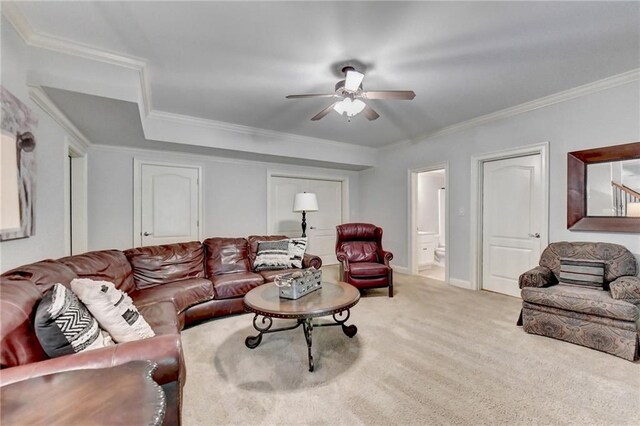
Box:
393, 266, 411, 275
449, 278, 474, 290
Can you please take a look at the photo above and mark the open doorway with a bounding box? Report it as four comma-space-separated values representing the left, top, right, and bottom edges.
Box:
409, 164, 449, 282
64, 140, 88, 255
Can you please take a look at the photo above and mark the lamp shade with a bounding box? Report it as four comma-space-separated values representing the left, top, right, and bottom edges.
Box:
627, 202, 640, 217
293, 192, 318, 212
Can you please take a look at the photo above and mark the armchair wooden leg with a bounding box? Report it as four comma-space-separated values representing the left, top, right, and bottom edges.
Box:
516, 308, 523, 326
388, 272, 394, 298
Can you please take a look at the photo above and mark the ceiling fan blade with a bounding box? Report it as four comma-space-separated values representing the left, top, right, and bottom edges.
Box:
286, 94, 337, 99
361, 90, 416, 100
363, 105, 380, 121
311, 102, 338, 121
344, 70, 365, 92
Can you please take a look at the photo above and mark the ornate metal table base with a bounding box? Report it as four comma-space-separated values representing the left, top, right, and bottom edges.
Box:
244, 309, 357, 372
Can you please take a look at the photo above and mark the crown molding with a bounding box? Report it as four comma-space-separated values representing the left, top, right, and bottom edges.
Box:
28, 85, 92, 151
148, 110, 377, 153
89, 143, 364, 173
381, 68, 640, 150
2, 2, 145, 70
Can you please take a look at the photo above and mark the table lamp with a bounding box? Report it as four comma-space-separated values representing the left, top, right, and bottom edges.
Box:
293, 192, 318, 237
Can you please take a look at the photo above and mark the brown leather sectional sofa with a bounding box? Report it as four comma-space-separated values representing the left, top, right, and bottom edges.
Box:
0, 235, 321, 425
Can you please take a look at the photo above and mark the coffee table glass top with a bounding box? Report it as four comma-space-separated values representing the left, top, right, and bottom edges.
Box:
244, 281, 360, 319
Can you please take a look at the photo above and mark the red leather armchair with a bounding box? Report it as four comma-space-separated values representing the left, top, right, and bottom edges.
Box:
335, 223, 394, 297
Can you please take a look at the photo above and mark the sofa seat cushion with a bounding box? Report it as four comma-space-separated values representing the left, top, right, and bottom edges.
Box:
522, 284, 639, 322
211, 272, 264, 299
349, 262, 390, 277
138, 302, 181, 335
131, 278, 214, 313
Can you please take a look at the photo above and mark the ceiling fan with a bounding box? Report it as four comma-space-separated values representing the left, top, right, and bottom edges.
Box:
286, 66, 416, 121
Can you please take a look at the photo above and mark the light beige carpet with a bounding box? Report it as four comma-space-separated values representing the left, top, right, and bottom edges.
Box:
181, 267, 640, 425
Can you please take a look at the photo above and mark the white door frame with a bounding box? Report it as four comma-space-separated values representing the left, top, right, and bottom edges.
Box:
133, 159, 203, 247
408, 162, 450, 282
63, 136, 88, 255
470, 142, 549, 291
266, 170, 350, 234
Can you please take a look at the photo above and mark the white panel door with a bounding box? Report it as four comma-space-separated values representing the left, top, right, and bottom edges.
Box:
270, 176, 342, 265
482, 154, 543, 297
140, 164, 200, 246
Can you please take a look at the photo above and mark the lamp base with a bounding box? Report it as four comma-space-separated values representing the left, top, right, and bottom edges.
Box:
301, 210, 307, 237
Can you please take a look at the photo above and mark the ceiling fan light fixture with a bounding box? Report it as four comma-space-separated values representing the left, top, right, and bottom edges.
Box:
333, 98, 366, 118
344, 70, 364, 92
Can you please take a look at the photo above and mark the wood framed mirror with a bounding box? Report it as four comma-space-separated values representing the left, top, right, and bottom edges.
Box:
567, 141, 640, 232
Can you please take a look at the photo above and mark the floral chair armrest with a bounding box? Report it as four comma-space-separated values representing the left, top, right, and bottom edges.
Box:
609, 276, 640, 304
518, 266, 556, 289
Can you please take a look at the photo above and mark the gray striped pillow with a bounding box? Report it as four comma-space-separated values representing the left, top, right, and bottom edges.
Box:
558, 258, 605, 289
254, 239, 291, 271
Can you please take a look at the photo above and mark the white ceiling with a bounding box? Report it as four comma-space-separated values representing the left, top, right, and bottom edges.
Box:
12, 1, 640, 148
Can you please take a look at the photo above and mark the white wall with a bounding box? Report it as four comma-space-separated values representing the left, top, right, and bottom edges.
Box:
417, 171, 445, 234
87, 145, 360, 251
360, 81, 640, 284
0, 18, 70, 271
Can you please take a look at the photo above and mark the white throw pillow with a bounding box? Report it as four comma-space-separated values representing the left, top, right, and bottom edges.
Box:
70, 278, 155, 343
288, 238, 307, 268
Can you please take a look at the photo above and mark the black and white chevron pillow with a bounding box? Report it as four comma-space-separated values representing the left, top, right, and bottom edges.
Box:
35, 284, 112, 358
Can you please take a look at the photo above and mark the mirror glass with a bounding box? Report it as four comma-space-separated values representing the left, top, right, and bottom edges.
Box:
587, 159, 640, 217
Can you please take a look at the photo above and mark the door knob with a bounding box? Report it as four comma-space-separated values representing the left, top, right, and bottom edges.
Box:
143, 232, 153, 236
528, 233, 540, 238
309, 226, 316, 230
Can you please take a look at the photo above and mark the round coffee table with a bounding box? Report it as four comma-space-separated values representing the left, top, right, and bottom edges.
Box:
243, 281, 360, 372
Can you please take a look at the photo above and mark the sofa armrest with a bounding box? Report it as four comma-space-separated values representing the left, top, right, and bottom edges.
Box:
518, 266, 556, 289
0, 333, 183, 388
302, 253, 322, 269
610, 276, 640, 304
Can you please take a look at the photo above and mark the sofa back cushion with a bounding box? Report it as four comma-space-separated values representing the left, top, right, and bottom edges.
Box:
540, 241, 637, 284
124, 241, 205, 289
1, 260, 77, 293
203, 237, 250, 276
247, 235, 288, 270
0, 279, 48, 368
60, 250, 135, 294
339, 241, 380, 263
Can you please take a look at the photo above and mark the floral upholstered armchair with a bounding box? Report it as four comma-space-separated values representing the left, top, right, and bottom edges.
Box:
518, 241, 640, 361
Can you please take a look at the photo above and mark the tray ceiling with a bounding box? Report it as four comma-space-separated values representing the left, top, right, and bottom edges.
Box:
11, 1, 640, 148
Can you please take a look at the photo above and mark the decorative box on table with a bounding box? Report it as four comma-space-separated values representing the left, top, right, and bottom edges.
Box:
274, 267, 322, 300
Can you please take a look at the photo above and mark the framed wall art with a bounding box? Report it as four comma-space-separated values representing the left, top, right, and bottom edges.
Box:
1, 85, 38, 241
